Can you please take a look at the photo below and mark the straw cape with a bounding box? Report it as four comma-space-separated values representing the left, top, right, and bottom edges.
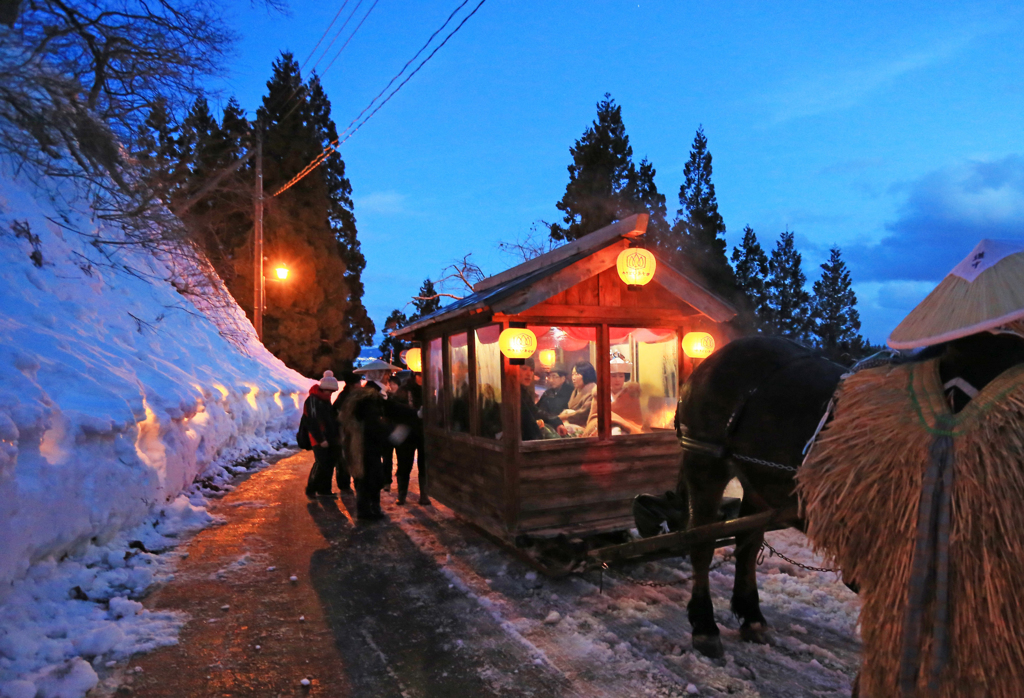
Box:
889, 239, 1024, 350
797, 358, 1024, 697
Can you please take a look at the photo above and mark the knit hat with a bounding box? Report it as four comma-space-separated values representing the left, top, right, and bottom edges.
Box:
888, 239, 1024, 350
319, 370, 339, 392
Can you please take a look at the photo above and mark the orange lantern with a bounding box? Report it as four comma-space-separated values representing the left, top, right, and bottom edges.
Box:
537, 348, 557, 370
616, 246, 656, 289
404, 347, 422, 373
499, 327, 537, 365
274, 264, 290, 280
682, 332, 715, 359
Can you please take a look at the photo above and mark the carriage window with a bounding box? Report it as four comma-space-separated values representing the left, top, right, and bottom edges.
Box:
609, 328, 678, 436
428, 337, 443, 428
448, 333, 470, 432
524, 326, 598, 440
475, 325, 502, 439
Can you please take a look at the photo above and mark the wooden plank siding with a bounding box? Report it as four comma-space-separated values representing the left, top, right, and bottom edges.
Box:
425, 430, 508, 536
514, 434, 679, 535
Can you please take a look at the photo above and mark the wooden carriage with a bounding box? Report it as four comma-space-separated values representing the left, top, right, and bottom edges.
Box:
394, 214, 737, 543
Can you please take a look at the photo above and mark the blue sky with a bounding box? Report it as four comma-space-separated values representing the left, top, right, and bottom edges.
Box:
211, 0, 1024, 346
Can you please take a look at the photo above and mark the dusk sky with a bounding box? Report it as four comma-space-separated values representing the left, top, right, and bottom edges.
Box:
212, 0, 1024, 347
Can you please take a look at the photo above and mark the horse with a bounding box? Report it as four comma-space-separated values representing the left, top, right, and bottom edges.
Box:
673, 335, 845, 658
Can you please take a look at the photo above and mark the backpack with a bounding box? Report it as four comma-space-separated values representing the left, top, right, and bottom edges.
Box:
296, 411, 312, 450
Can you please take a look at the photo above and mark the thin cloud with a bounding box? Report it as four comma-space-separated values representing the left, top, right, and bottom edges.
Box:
355, 190, 408, 215
765, 31, 978, 125
845, 155, 1024, 282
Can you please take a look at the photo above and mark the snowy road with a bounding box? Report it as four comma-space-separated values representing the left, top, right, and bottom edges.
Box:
115, 452, 861, 697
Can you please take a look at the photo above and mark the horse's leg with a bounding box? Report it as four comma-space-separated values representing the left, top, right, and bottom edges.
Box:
731, 495, 769, 644
685, 458, 730, 659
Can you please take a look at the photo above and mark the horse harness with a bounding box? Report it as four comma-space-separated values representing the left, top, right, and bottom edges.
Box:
676, 352, 830, 475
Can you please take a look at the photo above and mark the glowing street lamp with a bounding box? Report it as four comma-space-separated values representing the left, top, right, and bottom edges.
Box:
274, 264, 290, 280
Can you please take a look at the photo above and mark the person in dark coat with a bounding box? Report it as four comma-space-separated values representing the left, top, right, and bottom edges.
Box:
520, 358, 543, 441
304, 370, 341, 498
333, 371, 360, 493
535, 365, 573, 429
393, 374, 428, 505
340, 385, 417, 520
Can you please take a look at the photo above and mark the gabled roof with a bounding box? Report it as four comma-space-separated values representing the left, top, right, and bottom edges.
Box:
394, 214, 737, 339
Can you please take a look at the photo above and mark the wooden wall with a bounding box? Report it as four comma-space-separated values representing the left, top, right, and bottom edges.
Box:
424, 430, 509, 538
515, 433, 680, 537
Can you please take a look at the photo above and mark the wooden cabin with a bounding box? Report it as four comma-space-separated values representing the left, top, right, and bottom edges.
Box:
394, 214, 737, 542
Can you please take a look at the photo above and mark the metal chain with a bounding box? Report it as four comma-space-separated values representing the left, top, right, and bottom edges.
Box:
732, 453, 800, 472
758, 540, 838, 574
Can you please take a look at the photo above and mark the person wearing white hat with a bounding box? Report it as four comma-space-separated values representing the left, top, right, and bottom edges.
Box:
302, 370, 341, 498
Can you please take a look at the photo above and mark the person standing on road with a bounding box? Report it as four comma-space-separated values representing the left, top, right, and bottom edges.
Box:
304, 370, 341, 498
393, 374, 428, 505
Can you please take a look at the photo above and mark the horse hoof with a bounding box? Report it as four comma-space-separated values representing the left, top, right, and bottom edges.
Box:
692, 634, 724, 658
740, 622, 769, 644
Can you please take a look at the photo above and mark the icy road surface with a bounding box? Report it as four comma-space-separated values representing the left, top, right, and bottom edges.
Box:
113, 451, 861, 697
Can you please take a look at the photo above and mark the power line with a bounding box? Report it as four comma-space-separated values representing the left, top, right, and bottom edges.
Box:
318, 0, 381, 79
273, 0, 488, 198
300, 0, 351, 73
309, 0, 365, 75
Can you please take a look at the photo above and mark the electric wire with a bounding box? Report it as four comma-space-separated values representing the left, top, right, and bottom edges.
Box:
300, 0, 351, 73
308, 0, 365, 76
318, 0, 381, 79
272, 0, 487, 198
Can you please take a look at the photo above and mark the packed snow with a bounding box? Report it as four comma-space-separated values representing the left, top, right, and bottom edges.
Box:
0, 167, 308, 697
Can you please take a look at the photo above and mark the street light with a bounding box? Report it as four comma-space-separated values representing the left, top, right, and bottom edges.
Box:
274, 264, 289, 280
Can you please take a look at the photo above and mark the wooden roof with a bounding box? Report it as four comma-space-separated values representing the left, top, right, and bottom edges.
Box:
394, 214, 737, 339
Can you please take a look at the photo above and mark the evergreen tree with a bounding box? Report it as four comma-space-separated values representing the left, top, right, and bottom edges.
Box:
730, 225, 770, 330
134, 98, 181, 201
378, 309, 410, 363
764, 231, 812, 341
622, 157, 670, 243
249, 53, 363, 375
307, 76, 376, 349
549, 94, 634, 242
412, 278, 442, 319
810, 247, 864, 362
666, 126, 734, 294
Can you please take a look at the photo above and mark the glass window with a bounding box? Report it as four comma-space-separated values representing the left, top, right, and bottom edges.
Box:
525, 326, 598, 440
448, 333, 470, 432
475, 325, 502, 439
609, 328, 678, 436
428, 337, 443, 428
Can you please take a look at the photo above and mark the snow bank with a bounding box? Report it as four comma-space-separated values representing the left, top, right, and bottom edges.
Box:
0, 169, 310, 695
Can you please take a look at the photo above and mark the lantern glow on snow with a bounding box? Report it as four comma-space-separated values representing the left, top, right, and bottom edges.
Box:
616, 247, 656, 289
682, 332, 715, 359
537, 348, 557, 370
404, 347, 422, 373
499, 327, 537, 365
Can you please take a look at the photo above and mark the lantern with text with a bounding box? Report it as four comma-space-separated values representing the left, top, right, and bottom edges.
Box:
537, 348, 557, 370
616, 246, 656, 289
274, 264, 289, 280
499, 327, 537, 365
404, 347, 422, 373
682, 332, 715, 359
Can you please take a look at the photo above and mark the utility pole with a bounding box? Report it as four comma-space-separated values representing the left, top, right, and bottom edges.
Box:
254, 125, 264, 340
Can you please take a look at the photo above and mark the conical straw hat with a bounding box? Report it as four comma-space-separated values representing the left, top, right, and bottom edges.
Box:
888, 239, 1024, 350
353, 359, 401, 373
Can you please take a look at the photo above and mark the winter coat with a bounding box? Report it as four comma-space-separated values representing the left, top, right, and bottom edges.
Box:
583, 382, 644, 437
521, 385, 542, 440
535, 381, 573, 428
338, 386, 412, 480
303, 385, 339, 446
559, 383, 596, 428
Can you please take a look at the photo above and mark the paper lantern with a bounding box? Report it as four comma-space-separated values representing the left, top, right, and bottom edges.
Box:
616, 247, 656, 289
537, 348, 557, 370
403, 347, 422, 372
499, 327, 537, 365
274, 265, 289, 280
682, 332, 715, 359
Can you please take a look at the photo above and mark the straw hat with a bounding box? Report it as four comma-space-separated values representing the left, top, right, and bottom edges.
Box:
888, 239, 1024, 350
353, 359, 401, 373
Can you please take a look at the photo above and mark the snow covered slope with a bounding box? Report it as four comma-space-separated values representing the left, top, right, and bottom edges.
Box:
0, 170, 307, 595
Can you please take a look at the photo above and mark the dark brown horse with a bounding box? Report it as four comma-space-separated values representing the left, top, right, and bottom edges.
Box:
674, 335, 844, 658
